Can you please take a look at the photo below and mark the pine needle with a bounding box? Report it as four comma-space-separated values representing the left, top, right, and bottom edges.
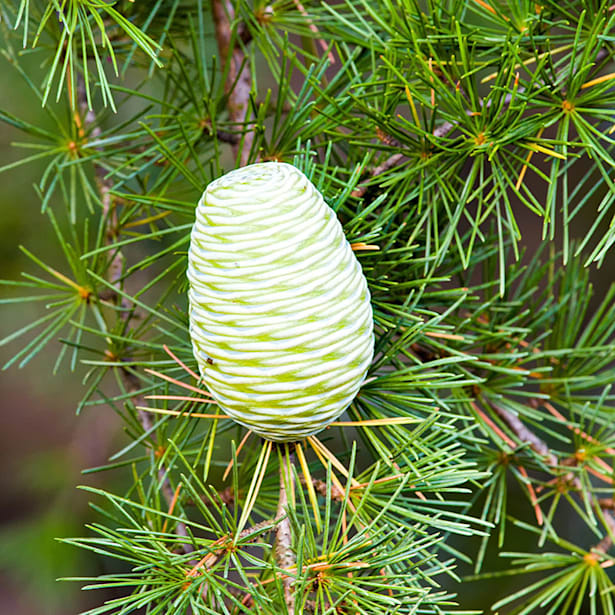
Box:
223, 430, 253, 481
296, 441, 322, 533
331, 417, 421, 426
236, 440, 273, 535
136, 406, 227, 419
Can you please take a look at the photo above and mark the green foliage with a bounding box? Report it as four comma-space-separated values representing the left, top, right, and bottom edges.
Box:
5, 0, 163, 108
2, 0, 615, 613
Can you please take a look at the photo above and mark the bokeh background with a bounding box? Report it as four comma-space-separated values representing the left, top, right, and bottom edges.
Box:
0, 46, 124, 614
1, 37, 614, 615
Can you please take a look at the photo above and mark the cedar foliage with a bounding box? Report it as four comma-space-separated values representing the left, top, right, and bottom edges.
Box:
2, 1, 615, 613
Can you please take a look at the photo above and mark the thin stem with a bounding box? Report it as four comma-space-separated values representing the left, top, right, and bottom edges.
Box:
211, 0, 254, 166
490, 401, 558, 466
276, 446, 296, 615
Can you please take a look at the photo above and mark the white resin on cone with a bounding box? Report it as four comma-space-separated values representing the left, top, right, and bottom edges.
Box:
187, 162, 374, 441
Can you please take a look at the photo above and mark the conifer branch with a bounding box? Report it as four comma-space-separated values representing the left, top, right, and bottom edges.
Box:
211, 0, 254, 166
351, 112, 458, 198
276, 449, 296, 615
76, 76, 196, 554
489, 401, 558, 466
187, 519, 277, 579
486, 398, 615, 553
5, 3, 615, 612
306, 476, 344, 501
352, 43, 614, 200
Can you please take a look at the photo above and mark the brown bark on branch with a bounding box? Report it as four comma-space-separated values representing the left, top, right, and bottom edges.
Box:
489, 401, 558, 466
276, 451, 296, 615
212, 0, 254, 166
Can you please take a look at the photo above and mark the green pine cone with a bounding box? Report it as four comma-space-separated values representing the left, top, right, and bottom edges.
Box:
187, 162, 374, 441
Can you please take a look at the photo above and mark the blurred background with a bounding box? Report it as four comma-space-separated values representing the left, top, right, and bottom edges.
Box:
1, 35, 614, 615
0, 46, 124, 614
